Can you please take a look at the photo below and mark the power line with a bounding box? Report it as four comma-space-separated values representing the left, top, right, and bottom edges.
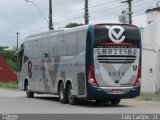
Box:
55, 1, 148, 25
89, 0, 118, 8
53, 0, 119, 22
1, 0, 156, 37
133, 13, 145, 17
24, 0, 48, 23
54, 5, 121, 25
90, 5, 121, 15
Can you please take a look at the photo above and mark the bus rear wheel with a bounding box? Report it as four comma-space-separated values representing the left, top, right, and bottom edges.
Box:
58, 82, 67, 103
25, 82, 34, 98
110, 99, 121, 105
67, 84, 78, 105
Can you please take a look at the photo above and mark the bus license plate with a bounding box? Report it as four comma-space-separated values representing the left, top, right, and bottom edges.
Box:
112, 89, 122, 94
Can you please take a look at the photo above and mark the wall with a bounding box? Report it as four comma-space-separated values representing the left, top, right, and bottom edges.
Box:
141, 8, 160, 94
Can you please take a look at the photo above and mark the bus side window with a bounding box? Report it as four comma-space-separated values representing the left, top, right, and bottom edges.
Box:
40, 39, 49, 58
25, 42, 33, 58
67, 32, 77, 56
48, 36, 58, 57
77, 31, 86, 54
32, 40, 40, 58
58, 35, 67, 56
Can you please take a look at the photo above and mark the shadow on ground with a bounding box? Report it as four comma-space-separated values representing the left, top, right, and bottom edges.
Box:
29, 95, 131, 108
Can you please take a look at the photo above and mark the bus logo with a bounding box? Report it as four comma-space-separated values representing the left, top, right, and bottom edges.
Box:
133, 65, 137, 71
107, 26, 126, 43
28, 61, 32, 78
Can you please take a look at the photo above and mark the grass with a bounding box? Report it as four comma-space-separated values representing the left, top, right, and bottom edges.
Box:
0, 82, 18, 90
136, 93, 160, 102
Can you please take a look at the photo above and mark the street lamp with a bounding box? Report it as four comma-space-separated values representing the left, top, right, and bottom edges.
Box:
24, 0, 49, 25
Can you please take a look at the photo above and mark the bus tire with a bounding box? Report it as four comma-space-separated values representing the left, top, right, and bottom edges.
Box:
67, 84, 78, 105
110, 99, 121, 105
58, 82, 67, 103
25, 81, 34, 98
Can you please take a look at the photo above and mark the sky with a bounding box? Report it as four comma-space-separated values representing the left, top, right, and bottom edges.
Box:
0, 0, 159, 48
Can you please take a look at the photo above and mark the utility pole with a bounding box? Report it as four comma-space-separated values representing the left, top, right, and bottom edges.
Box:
49, 0, 54, 30
16, 32, 20, 51
84, 0, 89, 24
121, 0, 133, 24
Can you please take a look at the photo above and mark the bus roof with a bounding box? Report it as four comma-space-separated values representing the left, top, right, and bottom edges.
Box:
26, 25, 89, 40
24, 23, 138, 42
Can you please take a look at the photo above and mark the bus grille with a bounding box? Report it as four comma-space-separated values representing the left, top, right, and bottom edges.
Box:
97, 55, 136, 64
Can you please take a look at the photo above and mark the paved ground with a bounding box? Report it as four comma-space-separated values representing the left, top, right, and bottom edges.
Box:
0, 89, 160, 114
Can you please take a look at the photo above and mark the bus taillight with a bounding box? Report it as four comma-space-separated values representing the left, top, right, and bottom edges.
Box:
89, 66, 99, 87
134, 67, 141, 86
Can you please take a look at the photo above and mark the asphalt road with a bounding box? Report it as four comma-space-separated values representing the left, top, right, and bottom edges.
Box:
0, 89, 160, 114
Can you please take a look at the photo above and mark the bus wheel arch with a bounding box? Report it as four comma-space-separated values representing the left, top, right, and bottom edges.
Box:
65, 80, 72, 90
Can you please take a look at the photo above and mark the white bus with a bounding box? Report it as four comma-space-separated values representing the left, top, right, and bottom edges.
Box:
17, 24, 142, 105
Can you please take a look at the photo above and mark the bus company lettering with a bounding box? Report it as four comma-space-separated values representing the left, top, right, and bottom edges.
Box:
97, 48, 137, 55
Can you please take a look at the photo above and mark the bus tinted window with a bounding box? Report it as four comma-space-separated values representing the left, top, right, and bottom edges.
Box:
94, 25, 140, 47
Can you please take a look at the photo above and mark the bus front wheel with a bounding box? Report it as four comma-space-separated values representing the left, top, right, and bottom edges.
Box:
25, 82, 34, 98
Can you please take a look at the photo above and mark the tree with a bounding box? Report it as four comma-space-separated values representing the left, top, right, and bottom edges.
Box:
0, 47, 17, 72
0, 46, 8, 52
65, 23, 83, 28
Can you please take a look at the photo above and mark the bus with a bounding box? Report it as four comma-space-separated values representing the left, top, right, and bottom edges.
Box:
17, 24, 141, 105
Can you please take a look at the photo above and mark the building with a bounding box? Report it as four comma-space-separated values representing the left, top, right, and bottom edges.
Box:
141, 7, 160, 94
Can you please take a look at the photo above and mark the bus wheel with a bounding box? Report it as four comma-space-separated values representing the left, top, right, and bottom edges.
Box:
25, 82, 34, 98
58, 82, 67, 103
110, 99, 121, 105
67, 84, 78, 105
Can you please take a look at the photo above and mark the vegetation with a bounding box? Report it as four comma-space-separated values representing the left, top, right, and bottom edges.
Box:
0, 82, 18, 90
136, 93, 160, 102
65, 23, 83, 28
0, 46, 18, 90
0, 46, 17, 72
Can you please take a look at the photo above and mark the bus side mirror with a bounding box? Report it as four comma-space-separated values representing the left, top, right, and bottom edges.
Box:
13, 55, 17, 63
13, 50, 21, 63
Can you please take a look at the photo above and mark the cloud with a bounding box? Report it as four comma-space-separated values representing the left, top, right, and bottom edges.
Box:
0, 0, 158, 47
